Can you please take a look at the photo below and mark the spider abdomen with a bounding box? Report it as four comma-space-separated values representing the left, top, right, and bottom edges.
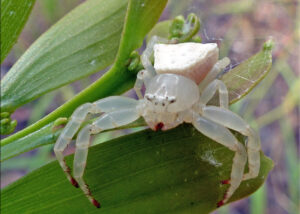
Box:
154, 43, 219, 84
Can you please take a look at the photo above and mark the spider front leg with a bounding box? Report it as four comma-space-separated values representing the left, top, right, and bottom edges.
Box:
54, 103, 96, 187
192, 115, 247, 206
73, 107, 140, 208
134, 69, 155, 99
198, 58, 230, 108
198, 57, 230, 92
54, 97, 138, 197
202, 106, 261, 180
135, 36, 168, 99
141, 35, 168, 74
200, 79, 229, 109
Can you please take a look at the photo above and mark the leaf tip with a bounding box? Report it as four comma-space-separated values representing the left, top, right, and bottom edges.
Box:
263, 38, 274, 51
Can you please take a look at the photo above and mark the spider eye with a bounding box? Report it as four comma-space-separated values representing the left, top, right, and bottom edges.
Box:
145, 94, 153, 101
167, 96, 176, 104
169, 99, 176, 104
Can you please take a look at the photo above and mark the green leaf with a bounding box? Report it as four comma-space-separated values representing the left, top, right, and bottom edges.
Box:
1, 0, 129, 112
1, 118, 146, 162
0, 0, 35, 62
1, 125, 273, 214
220, 40, 274, 104
147, 20, 172, 42
1, 0, 168, 151
114, 0, 169, 66
1, 123, 58, 162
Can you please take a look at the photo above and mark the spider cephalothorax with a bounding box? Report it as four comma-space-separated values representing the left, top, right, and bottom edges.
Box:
139, 73, 199, 130
54, 36, 261, 208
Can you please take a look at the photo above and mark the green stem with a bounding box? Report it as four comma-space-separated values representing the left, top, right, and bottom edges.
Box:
1, 65, 136, 147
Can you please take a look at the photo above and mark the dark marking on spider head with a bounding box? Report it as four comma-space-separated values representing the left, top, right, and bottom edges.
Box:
155, 122, 164, 131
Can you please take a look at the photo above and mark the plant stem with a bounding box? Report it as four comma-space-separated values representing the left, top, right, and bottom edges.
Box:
1, 65, 136, 146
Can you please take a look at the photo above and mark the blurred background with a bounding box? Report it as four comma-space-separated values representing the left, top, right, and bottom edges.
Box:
1, 0, 299, 213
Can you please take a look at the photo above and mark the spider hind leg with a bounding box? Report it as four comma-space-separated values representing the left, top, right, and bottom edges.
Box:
192, 115, 247, 206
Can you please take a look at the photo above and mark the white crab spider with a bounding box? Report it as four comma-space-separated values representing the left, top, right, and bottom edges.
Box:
54, 36, 261, 208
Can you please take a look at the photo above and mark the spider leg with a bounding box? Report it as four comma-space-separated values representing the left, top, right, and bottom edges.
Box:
54, 97, 137, 187
199, 79, 229, 108
135, 36, 168, 99
73, 108, 140, 208
134, 69, 155, 99
198, 57, 230, 92
202, 106, 261, 181
141, 35, 168, 76
54, 103, 95, 187
192, 115, 247, 206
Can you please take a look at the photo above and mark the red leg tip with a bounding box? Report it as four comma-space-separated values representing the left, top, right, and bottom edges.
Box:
221, 179, 230, 185
92, 199, 101, 208
70, 177, 79, 188
217, 200, 225, 207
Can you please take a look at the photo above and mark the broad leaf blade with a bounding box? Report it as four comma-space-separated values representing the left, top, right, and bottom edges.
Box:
0, 0, 35, 62
1, 0, 128, 112
1, 125, 273, 214
221, 40, 273, 103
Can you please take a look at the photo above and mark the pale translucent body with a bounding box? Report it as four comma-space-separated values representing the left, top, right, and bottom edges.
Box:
154, 42, 219, 84
54, 36, 261, 207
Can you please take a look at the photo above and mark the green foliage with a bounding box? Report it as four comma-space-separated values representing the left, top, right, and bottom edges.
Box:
1, 0, 274, 213
1, 125, 273, 214
220, 40, 274, 104
1, 117, 145, 162
0, 112, 17, 135
0, 0, 35, 62
168, 14, 201, 42
1, 0, 128, 113
0, 0, 167, 139
0, 0, 36, 134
